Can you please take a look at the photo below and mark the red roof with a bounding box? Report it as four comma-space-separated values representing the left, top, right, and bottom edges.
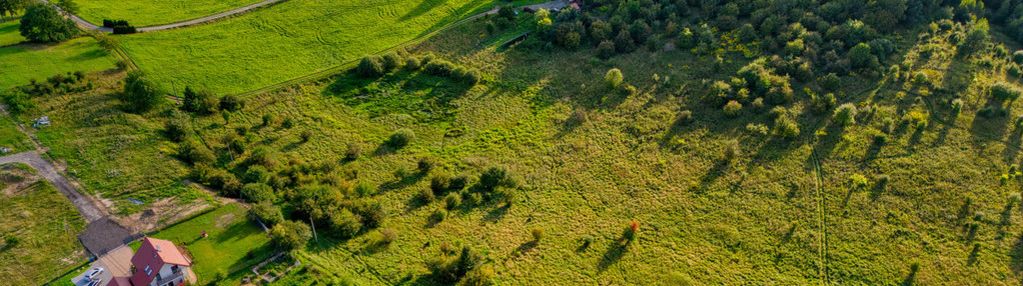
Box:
129, 237, 191, 286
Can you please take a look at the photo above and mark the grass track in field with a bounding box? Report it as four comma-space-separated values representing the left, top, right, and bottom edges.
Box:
76, 0, 263, 27
0, 20, 116, 89
0, 169, 86, 285
117, 0, 529, 95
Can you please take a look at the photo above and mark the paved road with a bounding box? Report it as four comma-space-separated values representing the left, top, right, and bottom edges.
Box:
138, 0, 288, 32
0, 151, 106, 222
42, 0, 288, 33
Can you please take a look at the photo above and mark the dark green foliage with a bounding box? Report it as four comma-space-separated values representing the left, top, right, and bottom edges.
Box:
0, 0, 29, 18
596, 40, 616, 59
427, 245, 489, 284
1014, 51, 1023, 64
430, 208, 447, 223
270, 220, 312, 251
121, 72, 164, 113
382, 52, 403, 71
218, 94, 244, 112
177, 140, 214, 165
163, 116, 190, 142
820, 73, 841, 92
478, 166, 513, 192
991, 83, 1021, 102
833, 103, 858, 126
328, 208, 362, 239
249, 202, 284, 226
0, 90, 34, 115
241, 183, 275, 203
344, 142, 362, 161
244, 165, 272, 184
418, 157, 437, 174
849, 43, 879, 70
386, 128, 414, 149
182, 87, 218, 115
357, 55, 386, 77
19, 4, 77, 43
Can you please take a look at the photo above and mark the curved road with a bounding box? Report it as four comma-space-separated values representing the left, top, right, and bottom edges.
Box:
0, 151, 107, 222
43, 0, 288, 33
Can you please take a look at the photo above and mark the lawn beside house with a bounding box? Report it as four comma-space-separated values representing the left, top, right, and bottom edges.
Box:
142, 203, 273, 285
0, 165, 87, 285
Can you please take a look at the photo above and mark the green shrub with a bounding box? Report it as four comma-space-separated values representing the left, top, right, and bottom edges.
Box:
270, 220, 312, 251
624, 220, 640, 242
479, 166, 513, 192
430, 208, 447, 223
531, 228, 544, 242
163, 117, 190, 142
358, 55, 386, 77
244, 165, 272, 184
382, 52, 403, 71
219, 94, 244, 112
773, 116, 801, 139
177, 140, 214, 165
405, 57, 422, 71
249, 202, 284, 227
387, 129, 414, 149
121, 71, 164, 113
430, 173, 452, 195
444, 193, 461, 210
241, 183, 275, 203
418, 188, 436, 204
1013, 50, 1023, 64
833, 103, 858, 126
991, 83, 1021, 102
605, 68, 624, 90
418, 157, 437, 174
0, 90, 34, 115
449, 175, 469, 191
597, 40, 616, 59
820, 73, 840, 92
182, 87, 218, 115
329, 208, 363, 239
344, 142, 362, 161
723, 100, 742, 117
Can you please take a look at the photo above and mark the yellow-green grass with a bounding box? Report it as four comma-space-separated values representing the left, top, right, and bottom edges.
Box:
166, 21, 1023, 284
143, 203, 272, 286
0, 19, 24, 46
0, 21, 116, 89
0, 166, 87, 285
76, 0, 263, 27
116, 0, 533, 95
0, 114, 31, 153
17, 72, 199, 215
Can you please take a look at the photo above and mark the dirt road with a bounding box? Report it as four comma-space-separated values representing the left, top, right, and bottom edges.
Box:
0, 151, 107, 222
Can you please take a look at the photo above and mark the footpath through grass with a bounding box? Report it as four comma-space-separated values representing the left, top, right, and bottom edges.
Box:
76, 0, 263, 27
0, 20, 116, 89
143, 203, 272, 286
0, 166, 86, 285
117, 0, 527, 95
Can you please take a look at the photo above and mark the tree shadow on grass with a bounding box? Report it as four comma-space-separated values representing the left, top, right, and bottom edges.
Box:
597, 239, 629, 273
900, 263, 919, 286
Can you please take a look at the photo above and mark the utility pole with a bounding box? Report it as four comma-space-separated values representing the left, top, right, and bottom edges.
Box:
309, 217, 318, 244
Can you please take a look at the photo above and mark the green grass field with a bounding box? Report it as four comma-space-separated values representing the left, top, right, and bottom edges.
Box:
0, 19, 24, 46
151, 20, 1023, 284
142, 203, 272, 285
0, 165, 86, 285
0, 20, 116, 89
76, 0, 263, 27
116, 0, 530, 95
0, 114, 31, 153
17, 73, 198, 214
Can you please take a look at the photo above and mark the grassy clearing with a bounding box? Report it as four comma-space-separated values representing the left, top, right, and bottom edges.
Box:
14, 72, 199, 214
143, 203, 272, 285
116, 0, 537, 95
76, 0, 263, 27
0, 19, 24, 46
148, 19, 1023, 284
0, 20, 116, 89
0, 114, 31, 153
0, 164, 86, 285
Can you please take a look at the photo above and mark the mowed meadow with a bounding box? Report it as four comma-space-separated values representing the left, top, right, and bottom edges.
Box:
117, 0, 540, 95
76, 0, 263, 27
0, 20, 116, 89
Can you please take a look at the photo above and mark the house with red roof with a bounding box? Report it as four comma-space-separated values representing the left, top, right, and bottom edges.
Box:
77, 237, 195, 286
